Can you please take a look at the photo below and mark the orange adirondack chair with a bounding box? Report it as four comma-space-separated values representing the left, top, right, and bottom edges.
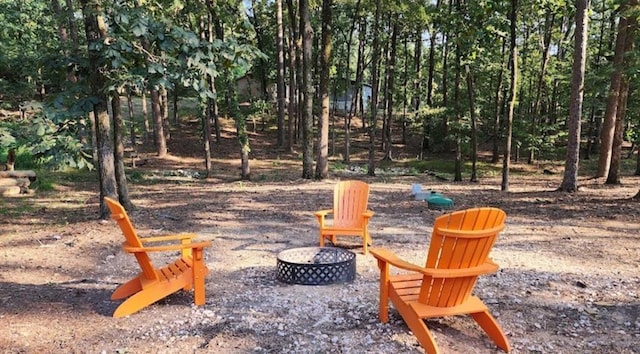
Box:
104, 197, 212, 318
314, 180, 375, 254
370, 207, 510, 354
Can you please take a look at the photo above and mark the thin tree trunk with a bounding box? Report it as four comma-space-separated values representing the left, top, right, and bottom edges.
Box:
111, 94, 132, 209
492, 39, 507, 163
151, 89, 167, 157
65, 0, 79, 47
161, 88, 170, 141
597, 2, 633, 178
81, 0, 118, 218
606, 76, 630, 184
560, 0, 590, 192
315, 0, 332, 179
276, 0, 286, 148
287, 29, 296, 152
127, 88, 137, 149
383, 20, 398, 161
367, 0, 382, 176
343, 0, 362, 164
300, 0, 314, 179
453, 39, 462, 182
466, 65, 478, 182
142, 91, 150, 137
502, 0, 518, 192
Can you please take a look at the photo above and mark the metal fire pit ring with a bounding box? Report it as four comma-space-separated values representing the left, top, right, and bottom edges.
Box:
276, 247, 356, 285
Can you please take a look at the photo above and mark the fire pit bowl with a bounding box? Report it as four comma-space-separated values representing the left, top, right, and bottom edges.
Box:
276, 247, 356, 285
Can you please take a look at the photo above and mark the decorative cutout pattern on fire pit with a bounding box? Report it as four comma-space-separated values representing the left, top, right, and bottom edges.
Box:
276, 247, 356, 285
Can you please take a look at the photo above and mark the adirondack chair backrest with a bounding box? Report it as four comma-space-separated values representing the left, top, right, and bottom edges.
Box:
332, 180, 370, 228
104, 197, 159, 281
419, 207, 506, 307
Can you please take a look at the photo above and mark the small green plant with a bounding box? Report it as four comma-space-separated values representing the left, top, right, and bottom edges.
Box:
331, 161, 346, 171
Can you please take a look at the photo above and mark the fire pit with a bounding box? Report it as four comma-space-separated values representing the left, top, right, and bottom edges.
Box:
276, 247, 356, 285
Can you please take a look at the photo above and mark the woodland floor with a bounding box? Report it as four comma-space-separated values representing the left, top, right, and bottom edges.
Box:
1, 115, 639, 354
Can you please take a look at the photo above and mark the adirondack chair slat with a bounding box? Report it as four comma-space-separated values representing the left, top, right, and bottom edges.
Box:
105, 197, 212, 318
370, 207, 510, 354
314, 180, 375, 254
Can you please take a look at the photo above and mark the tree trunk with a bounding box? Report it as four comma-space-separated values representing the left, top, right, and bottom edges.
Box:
142, 91, 150, 137
315, 0, 332, 179
597, 4, 631, 177
81, 0, 118, 219
300, 0, 314, 179
466, 65, 478, 183
383, 20, 398, 161
151, 89, 167, 157
286, 0, 299, 151
453, 39, 462, 182
560, 0, 590, 192
502, 0, 518, 192
342, 0, 362, 164
126, 90, 137, 148
111, 94, 133, 210
606, 76, 630, 185
606, 1, 637, 183
228, 81, 251, 180
276, 0, 286, 148
202, 102, 213, 178
367, 0, 382, 176
492, 39, 506, 163
64, 0, 79, 47
161, 88, 170, 141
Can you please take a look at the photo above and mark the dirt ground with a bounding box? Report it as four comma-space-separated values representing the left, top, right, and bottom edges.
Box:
1, 118, 639, 354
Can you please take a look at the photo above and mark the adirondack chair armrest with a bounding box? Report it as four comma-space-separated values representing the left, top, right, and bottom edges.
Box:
314, 209, 334, 226
139, 233, 197, 243
437, 224, 505, 239
363, 210, 375, 220
370, 248, 499, 278
122, 240, 212, 253
314, 209, 333, 218
370, 247, 426, 274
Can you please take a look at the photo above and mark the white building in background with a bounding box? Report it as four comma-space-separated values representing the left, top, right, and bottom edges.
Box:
330, 82, 372, 113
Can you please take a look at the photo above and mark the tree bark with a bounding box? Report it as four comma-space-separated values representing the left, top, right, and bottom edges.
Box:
382, 20, 398, 161
276, 0, 286, 148
606, 2, 637, 184
466, 65, 478, 183
111, 94, 133, 209
606, 76, 630, 184
560, 0, 590, 192
300, 0, 314, 179
492, 39, 506, 163
151, 89, 167, 157
81, 0, 118, 219
315, 0, 332, 179
286, 0, 298, 151
367, 0, 382, 176
596, 2, 633, 178
502, 0, 518, 192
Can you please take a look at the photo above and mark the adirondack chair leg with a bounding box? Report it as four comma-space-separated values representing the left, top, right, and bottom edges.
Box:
192, 249, 206, 306
374, 258, 391, 322
401, 307, 440, 354
111, 277, 143, 300
471, 311, 511, 352
113, 284, 180, 318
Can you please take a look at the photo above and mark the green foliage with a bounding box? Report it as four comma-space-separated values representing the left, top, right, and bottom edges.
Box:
0, 104, 93, 171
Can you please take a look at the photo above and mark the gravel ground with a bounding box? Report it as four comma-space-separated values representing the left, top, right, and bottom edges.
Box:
1, 175, 639, 353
